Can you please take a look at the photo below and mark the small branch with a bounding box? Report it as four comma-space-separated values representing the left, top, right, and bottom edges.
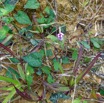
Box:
72, 76, 77, 103
81, 53, 101, 78
0, 43, 15, 57
73, 45, 83, 75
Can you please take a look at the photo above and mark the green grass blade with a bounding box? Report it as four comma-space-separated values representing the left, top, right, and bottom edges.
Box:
0, 75, 20, 85
17, 64, 25, 81
2, 89, 16, 103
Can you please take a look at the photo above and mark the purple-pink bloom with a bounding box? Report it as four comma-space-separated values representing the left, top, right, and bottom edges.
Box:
56, 32, 64, 41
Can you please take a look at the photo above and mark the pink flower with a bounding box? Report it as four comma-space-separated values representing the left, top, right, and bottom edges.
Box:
56, 32, 64, 41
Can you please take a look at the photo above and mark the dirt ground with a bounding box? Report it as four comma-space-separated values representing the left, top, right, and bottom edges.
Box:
0, 0, 104, 103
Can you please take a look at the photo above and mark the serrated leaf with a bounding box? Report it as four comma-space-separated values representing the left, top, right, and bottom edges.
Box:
14, 11, 32, 25
24, 0, 40, 9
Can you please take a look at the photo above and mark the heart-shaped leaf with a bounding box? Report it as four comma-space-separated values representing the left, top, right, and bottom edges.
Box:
24, 0, 40, 9
14, 11, 32, 25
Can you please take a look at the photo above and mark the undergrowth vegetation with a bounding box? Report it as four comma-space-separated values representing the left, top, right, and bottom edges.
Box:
0, 0, 104, 103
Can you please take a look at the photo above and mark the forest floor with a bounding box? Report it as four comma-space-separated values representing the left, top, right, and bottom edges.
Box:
0, 0, 104, 103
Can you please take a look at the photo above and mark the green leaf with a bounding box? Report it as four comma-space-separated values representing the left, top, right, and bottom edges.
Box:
50, 27, 57, 34
73, 98, 81, 103
22, 51, 44, 67
30, 39, 40, 46
46, 49, 53, 57
100, 88, 104, 96
83, 100, 88, 103
53, 61, 60, 71
47, 74, 54, 83
41, 66, 51, 75
44, 6, 55, 18
1, 86, 13, 91
44, 6, 50, 15
0, 75, 20, 85
36, 68, 42, 76
17, 64, 25, 80
24, 0, 40, 9
90, 38, 100, 48
26, 76, 33, 87
14, 11, 32, 25
25, 64, 34, 87
26, 58, 42, 67
72, 49, 78, 60
37, 7, 55, 25
25, 64, 34, 74
82, 0, 89, 7
53, 59, 68, 84
4, 0, 19, 5
5, 67, 20, 79
61, 25, 66, 34
47, 35, 58, 42
37, 14, 45, 24
19, 27, 27, 35
50, 92, 70, 103
84, 57, 91, 63
0, 4, 15, 16
9, 57, 20, 63
2, 17, 14, 24
80, 41, 90, 49
58, 86, 70, 92
0, 25, 10, 39
2, 89, 16, 103
62, 57, 70, 64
